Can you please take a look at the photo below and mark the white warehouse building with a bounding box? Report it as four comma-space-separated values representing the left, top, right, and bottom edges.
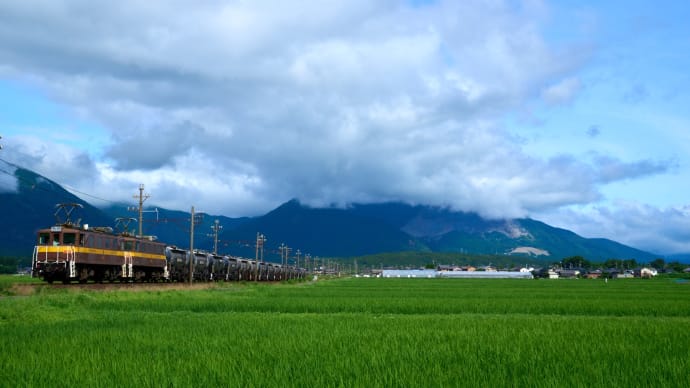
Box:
382, 270, 533, 279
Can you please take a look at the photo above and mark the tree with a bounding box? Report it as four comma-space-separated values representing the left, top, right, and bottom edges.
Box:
0, 257, 19, 274
562, 256, 591, 269
668, 261, 686, 273
623, 259, 638, 269
650, 258, 666, 270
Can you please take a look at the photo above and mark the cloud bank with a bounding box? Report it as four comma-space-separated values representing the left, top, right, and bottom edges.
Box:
538, 202, 690, 255
0, 1, 677, 253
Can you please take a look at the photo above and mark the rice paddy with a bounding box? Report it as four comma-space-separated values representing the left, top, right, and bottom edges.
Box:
1, 276, 689, 387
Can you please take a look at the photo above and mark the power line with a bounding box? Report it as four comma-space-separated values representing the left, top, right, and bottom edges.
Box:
62, 183, 119, 204
0, 156, 118, 204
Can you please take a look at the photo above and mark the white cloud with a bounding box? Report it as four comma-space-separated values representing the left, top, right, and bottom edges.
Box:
4, 134, 99, 189
0, 160, 18, 193
542, 77, 582, 105
537, 202, 690, 255
0, 0, 680, 253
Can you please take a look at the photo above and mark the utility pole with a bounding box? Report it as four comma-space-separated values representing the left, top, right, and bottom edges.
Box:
278, 243, 285, 265
132, 184, 150, 237
279, 243, 285, 266
255, 233, 259, 281
209, 219, 222, 254
254, 233, 266, 281
189, 206, 195, 284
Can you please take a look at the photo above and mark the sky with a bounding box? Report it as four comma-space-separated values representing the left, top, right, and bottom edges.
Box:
1, 1, 689, 255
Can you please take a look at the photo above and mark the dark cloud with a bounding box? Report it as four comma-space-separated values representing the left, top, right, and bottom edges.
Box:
105, 121, 202, 170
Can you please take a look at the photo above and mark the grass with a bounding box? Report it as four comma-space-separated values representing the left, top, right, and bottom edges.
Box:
0, 274, 41, 296
1, 276, 689, 387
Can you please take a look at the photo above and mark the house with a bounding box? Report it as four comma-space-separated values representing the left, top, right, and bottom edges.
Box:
607, 269, 634, 279
635, 267, 658, 278
557, 269, 581, 278
585, 270, 602, 279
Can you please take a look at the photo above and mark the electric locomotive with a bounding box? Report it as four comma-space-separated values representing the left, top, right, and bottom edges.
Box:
33, 221, 167, 284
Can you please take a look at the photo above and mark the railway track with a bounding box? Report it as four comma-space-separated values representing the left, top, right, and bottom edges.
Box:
10, 281, 249, 295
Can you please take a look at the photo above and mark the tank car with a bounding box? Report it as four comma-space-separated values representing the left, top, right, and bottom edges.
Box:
165, 247, 190, 282
226, 257, 240, 280
191, 251, 212, 281
210, 254, 229, 281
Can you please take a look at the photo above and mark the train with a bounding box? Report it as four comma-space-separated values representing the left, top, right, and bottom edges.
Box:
32, 214, 305, 284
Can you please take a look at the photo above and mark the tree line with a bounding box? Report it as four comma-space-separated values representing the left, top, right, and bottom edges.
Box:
0, 256, 32, 274
559, 256, 687, 272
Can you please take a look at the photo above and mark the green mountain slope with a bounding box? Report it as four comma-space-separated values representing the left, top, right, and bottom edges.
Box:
427, 217, 656, 262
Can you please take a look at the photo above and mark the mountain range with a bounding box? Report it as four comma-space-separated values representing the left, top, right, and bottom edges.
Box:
0, 160, 661, 264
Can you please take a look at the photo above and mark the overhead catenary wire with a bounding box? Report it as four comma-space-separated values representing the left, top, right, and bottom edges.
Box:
0, 156, 118, 204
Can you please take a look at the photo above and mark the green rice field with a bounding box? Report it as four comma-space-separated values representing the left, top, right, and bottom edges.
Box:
1, 276, 689, 387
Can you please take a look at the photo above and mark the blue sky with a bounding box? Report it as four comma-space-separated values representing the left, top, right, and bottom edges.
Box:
1, 1, 689, 254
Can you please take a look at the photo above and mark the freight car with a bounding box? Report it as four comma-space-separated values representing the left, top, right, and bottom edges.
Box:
33, 218, 305, 284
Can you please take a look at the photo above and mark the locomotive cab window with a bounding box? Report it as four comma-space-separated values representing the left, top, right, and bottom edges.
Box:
63, 233, 76, 245
38, 233, 50, 245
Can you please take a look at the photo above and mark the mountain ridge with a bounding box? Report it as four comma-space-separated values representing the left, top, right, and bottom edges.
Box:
0, 161, 661, 263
